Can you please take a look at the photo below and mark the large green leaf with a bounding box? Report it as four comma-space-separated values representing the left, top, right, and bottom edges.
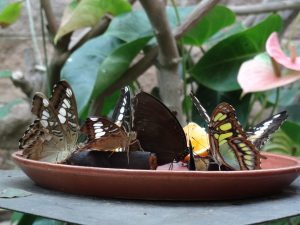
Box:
61, 35, 150, 118
54, 0, 131, 43
0, 1, 22, 28
93, 36, 151, 99
61, 35, 123, 117
192, 84, 251, 127
106, 5, 235, 45
182, 6, 235, 46
191, 14, 282, 92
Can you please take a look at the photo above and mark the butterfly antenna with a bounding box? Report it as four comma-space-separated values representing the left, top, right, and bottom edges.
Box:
189, 92, 210, 124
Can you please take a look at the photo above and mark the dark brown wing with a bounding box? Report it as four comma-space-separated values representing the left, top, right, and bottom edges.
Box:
81, 117, 128, 151
133, 92, 187, 166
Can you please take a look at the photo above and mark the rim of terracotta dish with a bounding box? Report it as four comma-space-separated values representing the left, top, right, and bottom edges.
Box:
12, 151, 300, 178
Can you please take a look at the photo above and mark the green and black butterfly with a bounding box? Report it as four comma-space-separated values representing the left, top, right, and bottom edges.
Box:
190, 93, 287, 171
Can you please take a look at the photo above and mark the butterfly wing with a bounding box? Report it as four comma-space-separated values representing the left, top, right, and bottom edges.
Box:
133, 92, 187, 166
20, 81, 79, 163
112, 86, 132, 132
49, 80, 80, 146
80, 117, 128, 151
209, 102, 263, 170
246, 111, 288, 149
21, 93, 72, 162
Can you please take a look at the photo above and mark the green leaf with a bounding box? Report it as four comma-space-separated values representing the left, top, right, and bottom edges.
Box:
182, 5, 235, 46
0, 188, 31, 198
61, 35, 123, 118
61, 35, 150, 118
54, 0, 131, 43
33, 218, 64, 225
0, 98, 22, 118
106, 5, 235, 44
92, 36, 151, 101
263, 122, 300, 156
0, 70, 11, 78
101, 90, 120, 116
282, 104, 300, 124
0, 1, 22, 28
267, 83, 300, 107
191, 14, 282, 92
281, 120, 300, 145
192, 84, 251, 127
11, 212, 37, 225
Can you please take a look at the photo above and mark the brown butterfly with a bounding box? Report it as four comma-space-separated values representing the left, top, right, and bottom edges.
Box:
80, 86, 139, 152
19, 80, 80, 163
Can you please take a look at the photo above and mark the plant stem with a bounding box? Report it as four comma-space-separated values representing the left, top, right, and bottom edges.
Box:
140, 0, 183, 124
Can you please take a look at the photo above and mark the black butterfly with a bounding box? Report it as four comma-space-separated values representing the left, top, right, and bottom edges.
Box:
132, 92, 188, 166
190, 93, 287, 170
19, 80, 80, 163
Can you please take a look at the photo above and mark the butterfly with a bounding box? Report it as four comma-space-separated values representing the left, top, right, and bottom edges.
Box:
190, 93, 264, 170
19, 80, 80, 163
80, 86, 138, 152
132, 91, 188, 166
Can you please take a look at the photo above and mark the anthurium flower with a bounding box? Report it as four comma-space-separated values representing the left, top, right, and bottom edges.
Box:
237, 32, 300, 95
266, 32, 300, 71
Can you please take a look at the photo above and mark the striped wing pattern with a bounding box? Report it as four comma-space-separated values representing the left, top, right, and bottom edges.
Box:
19, 81, 79, 163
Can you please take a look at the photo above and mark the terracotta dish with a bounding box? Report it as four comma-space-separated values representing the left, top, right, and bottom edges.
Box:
12, 151, 300, 200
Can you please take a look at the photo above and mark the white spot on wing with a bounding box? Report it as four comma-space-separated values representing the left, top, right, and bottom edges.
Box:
120, 106, 125, 114
66, 88, 72, 97
43, 99, 49, 107
63, 99, 71, 108
90, 117, 98, 121
59, 107, 66, 116
58, 114, 66, 124
95, 128, 103, 133
95, 131, 105, 138
40, 120, 48, 127
117, 114, 123, 121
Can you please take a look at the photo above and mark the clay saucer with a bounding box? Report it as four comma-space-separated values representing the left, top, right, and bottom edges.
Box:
12, 151, 300, 200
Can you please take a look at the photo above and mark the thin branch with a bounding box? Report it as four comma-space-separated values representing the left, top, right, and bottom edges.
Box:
173, 0, 220, 39
229, 0, 300, 15
70, 15, 111, 53
40, 0, 58, 35
25, 0, 43, 67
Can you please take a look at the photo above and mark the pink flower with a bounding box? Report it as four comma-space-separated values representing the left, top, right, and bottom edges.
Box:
238, 32, 300, 95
